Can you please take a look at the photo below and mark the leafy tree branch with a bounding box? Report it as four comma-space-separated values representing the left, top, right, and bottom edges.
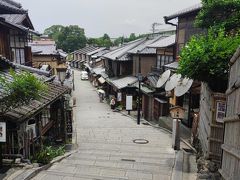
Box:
0, 69, 47, 116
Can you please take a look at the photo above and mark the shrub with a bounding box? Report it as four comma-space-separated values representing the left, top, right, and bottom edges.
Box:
31, 146, 65, 164
0, 69, 47, 115
178, 28, 240, 92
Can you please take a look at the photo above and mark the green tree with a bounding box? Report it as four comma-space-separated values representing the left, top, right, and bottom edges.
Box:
57, 25, 87, 53
178, 28, 240, 92
128, 33, 137, 41
195, 0, 240, 33
113, 36, 124, 46
0, 69, 47, 115
43, 25, 87, 53
87, 34, 113, 48
44, 25, 64, 41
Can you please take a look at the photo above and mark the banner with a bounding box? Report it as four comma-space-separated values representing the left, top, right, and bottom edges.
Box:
0, 122, 6, 142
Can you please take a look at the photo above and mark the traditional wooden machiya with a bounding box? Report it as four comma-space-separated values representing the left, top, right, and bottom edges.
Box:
219, 48, 240, 179
198, 83, 226, 165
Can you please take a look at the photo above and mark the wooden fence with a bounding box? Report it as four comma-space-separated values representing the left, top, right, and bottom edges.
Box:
219, 48, 240, 179
198, 83, 225, 164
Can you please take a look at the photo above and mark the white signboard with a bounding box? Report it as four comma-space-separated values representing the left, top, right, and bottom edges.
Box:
126, 95, 133, 110
216, 100, 226, 123
0, 122, 6, 142
117, 92, 122, 102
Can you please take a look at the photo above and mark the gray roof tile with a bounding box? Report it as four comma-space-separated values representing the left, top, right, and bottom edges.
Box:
147, 34, 176, 48
108, 76, 138, 89
103, 38, 145, 61
0, 0, 26, 13
164, 3, 202, 21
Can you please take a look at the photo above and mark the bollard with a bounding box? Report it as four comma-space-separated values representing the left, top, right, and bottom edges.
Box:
172, 119, 181, 150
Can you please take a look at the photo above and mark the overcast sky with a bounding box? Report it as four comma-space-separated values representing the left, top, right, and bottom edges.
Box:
17, 0, 201, 38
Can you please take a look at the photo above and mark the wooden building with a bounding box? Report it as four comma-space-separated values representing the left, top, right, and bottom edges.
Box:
0, 0, 73, 161
128, 35, 175, 121
102, 39, 145, 106
30, 38, 68, 75
164, 3, 203, 57
198, 83, 225, 164
0, 59, 71, 159
219, 48, 240, 179
163, 4, 203, 129
0, 0, 40, 66
164, 3, 226, 165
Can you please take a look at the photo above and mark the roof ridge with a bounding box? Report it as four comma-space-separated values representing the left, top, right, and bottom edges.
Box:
2, 0, 22, 8
165, 3, 202, 21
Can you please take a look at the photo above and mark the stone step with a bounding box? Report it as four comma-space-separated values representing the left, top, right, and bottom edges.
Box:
66, 156, 174, 167
71, 151, 175, 161
76, 148, 175, 158
55, 158, 173, 175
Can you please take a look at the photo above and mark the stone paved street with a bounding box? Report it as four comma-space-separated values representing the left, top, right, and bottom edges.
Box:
33, 70, 177, 180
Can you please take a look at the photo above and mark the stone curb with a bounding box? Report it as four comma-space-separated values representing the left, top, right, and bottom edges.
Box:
7, 150, 77, 180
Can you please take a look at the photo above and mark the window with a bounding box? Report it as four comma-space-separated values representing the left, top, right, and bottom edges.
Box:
13, 48, 25, 64
157, 55, 174, 69
41, 107, 51, 127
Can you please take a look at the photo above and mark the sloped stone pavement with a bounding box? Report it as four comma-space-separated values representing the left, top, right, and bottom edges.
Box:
32, 70, 177, 180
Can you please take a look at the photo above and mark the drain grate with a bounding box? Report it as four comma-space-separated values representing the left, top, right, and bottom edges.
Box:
133, 139, 149, 144
121, 159, 136, 162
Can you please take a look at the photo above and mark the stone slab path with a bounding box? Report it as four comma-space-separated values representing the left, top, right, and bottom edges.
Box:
33, 70, 177, 180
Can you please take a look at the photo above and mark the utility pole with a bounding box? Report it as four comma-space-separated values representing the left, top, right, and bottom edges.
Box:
151, 22, 163, 34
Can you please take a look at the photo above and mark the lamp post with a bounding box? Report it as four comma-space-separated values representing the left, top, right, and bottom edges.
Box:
57, 68, 67, 85
137, 73, 142, 125
137, 51, 142, 125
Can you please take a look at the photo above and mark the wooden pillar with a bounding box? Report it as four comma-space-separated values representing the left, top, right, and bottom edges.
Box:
60, 97, 66, 143
36, 114, 43, 149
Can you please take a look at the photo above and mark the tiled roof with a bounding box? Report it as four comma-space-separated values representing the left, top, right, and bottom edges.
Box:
92, 66, 105, 75
0, 18, 39, 35
0, 0, 27, 14
0, 57, 51, 77
107, 76, 138, 89
0, 14, 26, 24
164, 61, 179, 70
91, 49, 110, 59
0, 60, 69, 122
128, 36, 165, 54
131, 82, 155, 94
75, 46, 98, 55
87, 47, 106, 56
164, 3, 202, 21
103, 38, 145, 61
30, 44, 57, 55
147, 34, 176, 48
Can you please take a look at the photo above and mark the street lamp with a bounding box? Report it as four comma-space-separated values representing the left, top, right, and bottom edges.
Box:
57, 68, 67, 85
137, 73, 142, 125
137, 51, 142, 125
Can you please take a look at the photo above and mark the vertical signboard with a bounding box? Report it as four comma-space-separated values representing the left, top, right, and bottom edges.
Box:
216, 100, 226, 123
0, 122, 6, 142
117, 92, 122, 102
126, 95, 133, 111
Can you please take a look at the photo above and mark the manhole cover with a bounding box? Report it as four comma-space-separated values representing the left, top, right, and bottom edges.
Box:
183, 148, 195, 153
133, 139, 149, 144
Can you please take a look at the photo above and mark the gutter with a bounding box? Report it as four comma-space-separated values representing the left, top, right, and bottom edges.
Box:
164, 16, 177, 60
